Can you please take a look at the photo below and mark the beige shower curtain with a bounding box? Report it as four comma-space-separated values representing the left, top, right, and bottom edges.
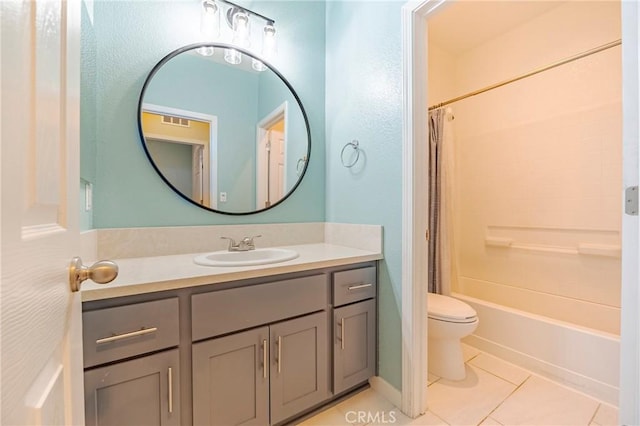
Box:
428, 108, 457, 295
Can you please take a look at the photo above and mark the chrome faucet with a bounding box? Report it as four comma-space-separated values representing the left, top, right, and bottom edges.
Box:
220, 235, 262, 251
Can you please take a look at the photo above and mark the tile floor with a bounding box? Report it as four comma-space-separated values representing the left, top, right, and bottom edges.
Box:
297, 344, 618, 426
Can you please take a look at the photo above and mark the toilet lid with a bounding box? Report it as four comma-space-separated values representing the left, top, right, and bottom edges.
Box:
427, 293, 477, 323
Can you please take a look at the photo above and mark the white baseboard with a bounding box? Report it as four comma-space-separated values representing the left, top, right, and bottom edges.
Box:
369, 376, 402, 409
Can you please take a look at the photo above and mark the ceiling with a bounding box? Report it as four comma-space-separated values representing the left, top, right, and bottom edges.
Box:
427, 1, 565, 55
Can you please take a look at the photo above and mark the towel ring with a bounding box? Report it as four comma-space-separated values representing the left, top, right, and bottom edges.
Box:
296, 156, 308, 176
341, 140, 360, 168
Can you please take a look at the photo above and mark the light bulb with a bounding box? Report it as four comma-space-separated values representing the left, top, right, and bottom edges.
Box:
197, 46, 214, 57
232, 11, 250, 48
262, 23, 277, 60
200, 0, 220, 40
252, 58, 267, 72
224, 48, 242, 65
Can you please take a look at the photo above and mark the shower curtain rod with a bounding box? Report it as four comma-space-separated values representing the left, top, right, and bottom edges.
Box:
428, 39, 622, 111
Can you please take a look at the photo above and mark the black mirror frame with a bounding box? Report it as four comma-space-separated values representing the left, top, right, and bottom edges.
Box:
137, 42, 312, 216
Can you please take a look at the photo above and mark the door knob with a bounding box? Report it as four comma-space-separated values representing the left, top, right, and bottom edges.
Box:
69, 256, 118, 292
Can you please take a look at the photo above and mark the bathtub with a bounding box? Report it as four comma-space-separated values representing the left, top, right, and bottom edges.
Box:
454, 293, 620, 405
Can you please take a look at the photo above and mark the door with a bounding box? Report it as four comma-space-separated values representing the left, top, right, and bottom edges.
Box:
192, 327, 270, 426
1, 0, 83, 424
334, 299, 376, 394
270, 312, 329, 424
268, 130, 285, 203
256, 105, 287, 209
84, 349, 180, 426
621, 3, 640, 423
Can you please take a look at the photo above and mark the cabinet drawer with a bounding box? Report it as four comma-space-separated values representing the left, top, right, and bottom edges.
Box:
83, 298, 179, 368
192, 274, 328, 341
333, 266, 376, 307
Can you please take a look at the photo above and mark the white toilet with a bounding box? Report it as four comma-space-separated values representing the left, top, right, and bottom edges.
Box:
427, 293, 479, 380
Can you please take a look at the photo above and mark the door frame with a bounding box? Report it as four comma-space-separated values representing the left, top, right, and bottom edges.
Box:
400, 0, 441, 417
141, 103, 218, 209
400, 0, 640, 423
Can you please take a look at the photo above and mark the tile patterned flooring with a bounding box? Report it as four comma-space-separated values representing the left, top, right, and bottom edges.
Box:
297, 344, 618, 426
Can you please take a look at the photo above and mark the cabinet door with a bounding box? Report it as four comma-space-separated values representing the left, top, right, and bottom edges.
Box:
270, 311, 329, 424
334, 299, 376, 394
84, 349, 180, 426
192, 327, 269, 426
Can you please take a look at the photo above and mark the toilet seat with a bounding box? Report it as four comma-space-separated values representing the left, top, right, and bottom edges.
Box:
428, 293, 478, 324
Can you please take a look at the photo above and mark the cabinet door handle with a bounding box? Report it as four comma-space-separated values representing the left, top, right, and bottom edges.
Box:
277, 336, 282, 374
348, 283, 372, 291
262, 339, 268, 379
95, 327, 158, 344
340, 319, 345, 350
168, 367, 173, 414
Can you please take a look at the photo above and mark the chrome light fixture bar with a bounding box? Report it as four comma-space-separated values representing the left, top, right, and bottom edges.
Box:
198, 0, 277, 69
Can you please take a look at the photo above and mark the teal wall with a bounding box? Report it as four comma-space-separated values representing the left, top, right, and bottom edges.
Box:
90, 0, 326, 227
325, 1, 404, 390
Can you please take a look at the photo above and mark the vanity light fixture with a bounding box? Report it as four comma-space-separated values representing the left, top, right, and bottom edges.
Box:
197, 0, 277, 70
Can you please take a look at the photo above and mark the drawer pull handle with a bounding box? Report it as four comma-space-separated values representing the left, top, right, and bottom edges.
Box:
262, 339, 268, 379
168, 367, 173, 414
277, 336, 282, 374
340, 319, 345, 350
348, 283, 373, 291
95, 327, 158, 344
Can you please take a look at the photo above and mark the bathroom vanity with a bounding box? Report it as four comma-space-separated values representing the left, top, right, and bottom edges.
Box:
80, 244, 379, 426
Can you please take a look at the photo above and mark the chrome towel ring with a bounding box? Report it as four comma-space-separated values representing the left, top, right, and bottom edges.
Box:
296, 155, 308, 176
341, 140, 360, 168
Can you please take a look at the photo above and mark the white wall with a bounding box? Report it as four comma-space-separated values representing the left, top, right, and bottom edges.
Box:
427, 41, 457, 106
430, 1, 622, 334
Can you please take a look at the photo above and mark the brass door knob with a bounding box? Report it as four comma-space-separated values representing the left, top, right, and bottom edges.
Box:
69, 256, 118, 292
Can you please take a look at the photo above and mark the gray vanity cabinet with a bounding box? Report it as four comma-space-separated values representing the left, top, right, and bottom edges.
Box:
83, 262, 377, 426
84, 348, 180, 426
332, 266, 377, 395
192, 327, 269, 426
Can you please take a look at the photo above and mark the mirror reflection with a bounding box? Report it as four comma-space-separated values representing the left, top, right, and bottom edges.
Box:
138, 44, 310, 215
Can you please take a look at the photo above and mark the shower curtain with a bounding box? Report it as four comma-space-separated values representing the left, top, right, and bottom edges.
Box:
428, 108, 457, 295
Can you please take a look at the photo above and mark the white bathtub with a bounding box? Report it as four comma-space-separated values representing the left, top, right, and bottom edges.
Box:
454, 293, 620, 405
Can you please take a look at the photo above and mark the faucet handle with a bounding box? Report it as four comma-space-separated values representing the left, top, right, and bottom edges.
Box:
240, 235, 261, 250
220, 236, 237, 250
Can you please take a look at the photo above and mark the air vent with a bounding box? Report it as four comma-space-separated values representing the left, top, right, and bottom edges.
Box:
161, 115, 190, 127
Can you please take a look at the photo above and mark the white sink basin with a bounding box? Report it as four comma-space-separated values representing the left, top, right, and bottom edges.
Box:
194, 248, 299, 267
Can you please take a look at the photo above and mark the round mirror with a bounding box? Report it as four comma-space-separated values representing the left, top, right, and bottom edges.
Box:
138, 43, 311, 215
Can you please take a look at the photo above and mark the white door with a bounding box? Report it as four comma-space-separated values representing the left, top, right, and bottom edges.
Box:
620, 3, 640, 423
257, 129, 270, 208
1, 0, 84, 424
269, 130, 285, 202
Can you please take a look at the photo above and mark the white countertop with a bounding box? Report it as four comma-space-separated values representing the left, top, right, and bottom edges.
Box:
81, 243, 383, 302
